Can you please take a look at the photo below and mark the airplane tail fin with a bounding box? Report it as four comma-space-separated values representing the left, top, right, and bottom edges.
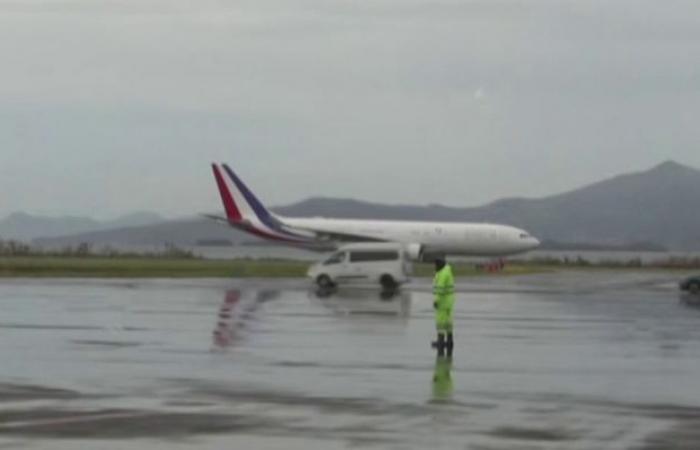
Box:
210, 163, 311, 243
211, 163, 243, 223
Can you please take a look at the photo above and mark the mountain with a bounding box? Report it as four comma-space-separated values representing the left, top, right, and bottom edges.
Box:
472, 160, 700, 249
276, 160, 700, 250
19, 160, 700, 251
273, 198, 468, 221
32, 218, 251, 248
0, 211, 166, 242
105, 211, 165, 229
0, 212, 101, 242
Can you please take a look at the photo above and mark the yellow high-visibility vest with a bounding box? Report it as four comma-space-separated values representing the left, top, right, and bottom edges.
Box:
433, 264, 455, 309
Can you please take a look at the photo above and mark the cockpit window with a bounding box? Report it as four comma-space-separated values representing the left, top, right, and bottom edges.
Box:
323, 252, 345, 265
519, 233, 530, 239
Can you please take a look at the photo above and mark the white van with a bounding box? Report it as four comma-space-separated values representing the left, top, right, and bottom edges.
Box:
307, 243, 412, 289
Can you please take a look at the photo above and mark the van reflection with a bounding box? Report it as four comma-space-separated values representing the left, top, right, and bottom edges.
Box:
309, 287, 411, 318
212, 289, 280, 350
680, 292, 700, 308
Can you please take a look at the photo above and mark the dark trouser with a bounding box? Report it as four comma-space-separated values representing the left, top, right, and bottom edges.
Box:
432, 331, 454, 357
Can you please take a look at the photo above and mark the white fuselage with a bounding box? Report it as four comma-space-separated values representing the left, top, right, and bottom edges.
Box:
210, 163, 540, 259
281, 217, 540, 257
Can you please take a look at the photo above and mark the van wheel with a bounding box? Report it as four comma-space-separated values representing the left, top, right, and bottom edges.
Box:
317, 274, 334, 288
380, 274, 397, 290
690, 282, 700, 294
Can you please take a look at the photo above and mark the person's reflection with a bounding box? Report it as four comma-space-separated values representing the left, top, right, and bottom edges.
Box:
431, 356, 453, 401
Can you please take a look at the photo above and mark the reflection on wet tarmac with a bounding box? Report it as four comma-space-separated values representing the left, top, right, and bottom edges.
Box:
680, 292, 700, 309
212, 290, 241, 349
431, 356, 453, 402
212, 289, 280, 350
1, 272, 700, 449
309, 287, 411, 318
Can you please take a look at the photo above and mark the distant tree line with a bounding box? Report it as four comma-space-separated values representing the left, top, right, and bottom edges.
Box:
1, 238, 698, 268
0, 239, 197, 259
516, 255, 700, 269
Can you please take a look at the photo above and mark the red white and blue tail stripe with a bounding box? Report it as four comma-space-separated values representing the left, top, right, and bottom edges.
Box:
211, 163, 315, 244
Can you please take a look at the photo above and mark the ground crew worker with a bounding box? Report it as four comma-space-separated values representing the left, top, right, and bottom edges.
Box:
431, 256, 455, 356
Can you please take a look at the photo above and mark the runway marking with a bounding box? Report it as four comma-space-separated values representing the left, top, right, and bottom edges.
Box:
0, 411, 153, 429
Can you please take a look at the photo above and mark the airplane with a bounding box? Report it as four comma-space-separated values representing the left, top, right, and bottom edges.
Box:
209, 163, 540, 260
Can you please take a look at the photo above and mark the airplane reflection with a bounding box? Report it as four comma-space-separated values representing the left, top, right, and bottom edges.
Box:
211, 289, 280, 350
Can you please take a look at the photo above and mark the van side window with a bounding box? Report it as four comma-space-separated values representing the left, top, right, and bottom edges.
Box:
323, 252, 345, 265
349, 251, 399, 262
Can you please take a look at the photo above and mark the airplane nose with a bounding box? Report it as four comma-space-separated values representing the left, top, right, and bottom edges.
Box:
531, 237, 541, 249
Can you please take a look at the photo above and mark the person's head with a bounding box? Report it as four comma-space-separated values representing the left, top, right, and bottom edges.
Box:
434, 257, 446, 272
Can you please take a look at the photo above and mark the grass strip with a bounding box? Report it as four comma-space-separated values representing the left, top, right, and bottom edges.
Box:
0, 257, 550, 278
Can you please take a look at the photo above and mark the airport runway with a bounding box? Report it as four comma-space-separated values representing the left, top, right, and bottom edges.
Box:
1, 272, 700, 449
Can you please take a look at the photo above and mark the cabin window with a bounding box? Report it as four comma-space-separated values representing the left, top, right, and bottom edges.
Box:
349, 251, 399, 262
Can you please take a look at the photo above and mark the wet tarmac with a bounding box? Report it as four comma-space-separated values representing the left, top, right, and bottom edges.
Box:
1, 271, 700, 449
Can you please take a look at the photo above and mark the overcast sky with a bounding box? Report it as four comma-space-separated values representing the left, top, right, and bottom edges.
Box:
1, 0, 699, 219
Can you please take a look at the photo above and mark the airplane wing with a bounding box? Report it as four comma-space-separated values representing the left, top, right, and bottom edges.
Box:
204, 213, 387, 246
287, 223, 389, 243
202, 214, 230, 225
201, 214, 263, 234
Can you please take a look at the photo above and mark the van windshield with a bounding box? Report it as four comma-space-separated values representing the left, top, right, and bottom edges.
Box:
349, 251, 399, 262
323, 252, 345, 265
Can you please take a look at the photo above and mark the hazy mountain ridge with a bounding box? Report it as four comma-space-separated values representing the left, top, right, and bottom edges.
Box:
8, 161, 700, 250
274, 160, 700, 250
30, 219, 243, 249
0, 211, 166, 242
